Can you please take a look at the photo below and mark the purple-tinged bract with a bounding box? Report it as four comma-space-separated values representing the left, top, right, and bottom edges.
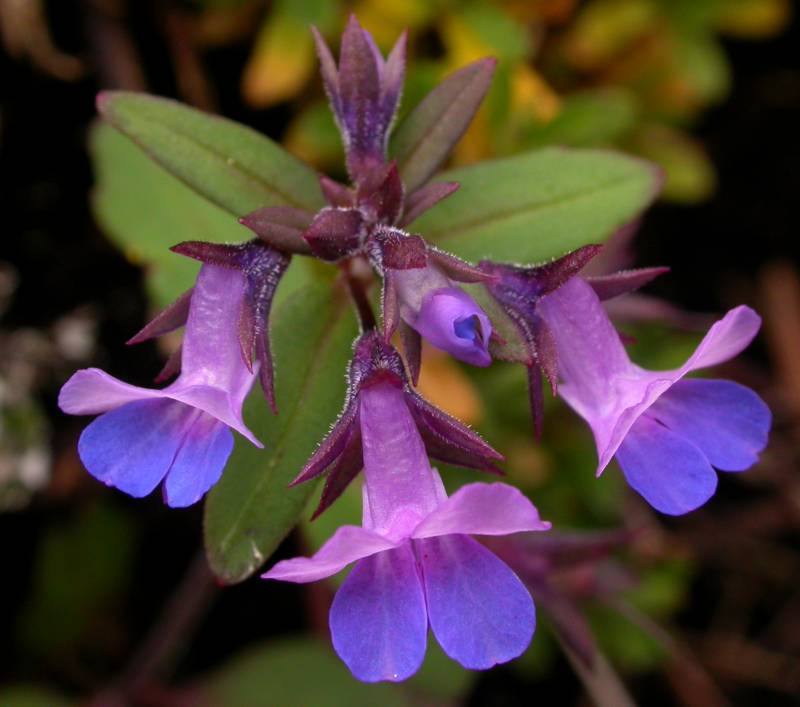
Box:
58, 264, 262, 507
313, 15, 406, 186
264, 377, 549, 682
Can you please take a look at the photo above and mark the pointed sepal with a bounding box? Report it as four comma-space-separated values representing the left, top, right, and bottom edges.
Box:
127, 287, 194, 345
391, 57, 497, 191
357, 161, 404, 225
406, 392, 504, 474
319, 175, 354, 207
239, 206, 314, 254
586, 267, 669, 301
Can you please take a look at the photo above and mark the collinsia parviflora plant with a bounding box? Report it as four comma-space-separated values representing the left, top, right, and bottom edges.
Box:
63, 16, 771, 685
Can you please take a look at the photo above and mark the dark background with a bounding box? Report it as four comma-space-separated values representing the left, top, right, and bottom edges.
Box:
1, 1, 798, 705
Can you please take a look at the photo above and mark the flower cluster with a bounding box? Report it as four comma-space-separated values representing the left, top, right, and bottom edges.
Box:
61, 16, 770, 683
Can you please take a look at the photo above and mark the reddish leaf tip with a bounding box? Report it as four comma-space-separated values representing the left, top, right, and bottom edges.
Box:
95, 90, 115, 115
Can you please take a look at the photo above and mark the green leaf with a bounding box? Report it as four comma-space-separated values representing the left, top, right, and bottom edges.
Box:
0, 686, 74, 707
18, 504, 136, 658
204, 282, 357, 584
92, 122, 244, 305
91, 123, 315, 306
195, 636, 407, 707
98, 91, 324, 216
524, 88, 638, 149
412, 147, 660, 264
390, 58, 496, 193
194, 635, 472, 706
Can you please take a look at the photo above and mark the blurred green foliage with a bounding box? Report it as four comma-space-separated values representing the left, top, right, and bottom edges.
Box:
17, 503, 136, 660
225, 0, 789, 203
194, 635, 472, 706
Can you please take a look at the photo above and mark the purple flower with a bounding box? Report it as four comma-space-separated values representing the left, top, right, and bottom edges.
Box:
536, 276, 771, 515
394, 269, 492, 368
314, 15, 406, 185
373, 228, 493, 371
59, 263, 262, 507
264, 378, 550, 682
291, 331, 503, 517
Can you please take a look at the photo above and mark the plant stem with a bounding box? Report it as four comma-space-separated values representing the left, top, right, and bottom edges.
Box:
342, 259, 377, 331
90, 549, 219, 706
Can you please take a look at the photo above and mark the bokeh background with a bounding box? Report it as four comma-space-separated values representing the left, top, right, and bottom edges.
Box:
1, 1, 799, 705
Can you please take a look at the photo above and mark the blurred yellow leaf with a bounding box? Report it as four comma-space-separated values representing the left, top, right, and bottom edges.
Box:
715, 0, 791, 38
452, 100, 493, 164
562, 0, 660, 72
241, 0, 339, 107
442, 3, 530, 67
511, 63, 561, 123
416, 346, 484, 425
441, 12, 496, 67
242, 12, 315, 107
354, 0, 435, 46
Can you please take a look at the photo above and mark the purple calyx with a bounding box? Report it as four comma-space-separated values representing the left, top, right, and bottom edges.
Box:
481, 245, 667, 433
169, 239, 290, 413
290, 330, 503, 518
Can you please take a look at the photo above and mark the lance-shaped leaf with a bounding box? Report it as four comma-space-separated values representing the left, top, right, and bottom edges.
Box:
414, 147, 661, 264
390, 58, 496, 192
91, 123, 250, 305
97, 91, 325, 216
204, 282, 358, 584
